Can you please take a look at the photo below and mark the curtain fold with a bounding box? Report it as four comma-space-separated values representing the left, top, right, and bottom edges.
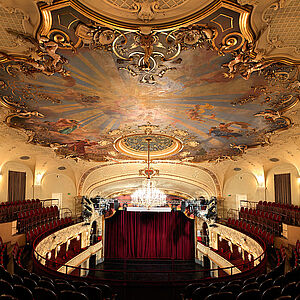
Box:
8, 170, 26, 202
274, 173, 291, 205
105, 211, 194, 260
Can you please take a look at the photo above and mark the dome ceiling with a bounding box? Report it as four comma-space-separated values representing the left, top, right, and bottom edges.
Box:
0, 0, 299, 165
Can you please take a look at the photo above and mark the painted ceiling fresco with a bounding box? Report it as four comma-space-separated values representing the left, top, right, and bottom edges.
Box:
0, 0, 299, 163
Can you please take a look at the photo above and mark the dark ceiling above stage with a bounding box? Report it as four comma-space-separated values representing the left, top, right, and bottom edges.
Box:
0, 0, 299, 163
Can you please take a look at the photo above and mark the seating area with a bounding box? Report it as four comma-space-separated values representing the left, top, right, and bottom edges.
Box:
226, 218, 274, 247
26, 217, 73, 245
239, 207, 282, 235
291, 240, 300, 268
0, 237, 7, 268
17, 206, 59, 233
182, 260, 300, 300
183, 227, 300, 300
0, 239, 116, 300
0, 200, 42, 223
256, 201, 300, 226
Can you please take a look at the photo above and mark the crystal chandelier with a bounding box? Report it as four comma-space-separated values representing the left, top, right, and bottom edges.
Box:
131, 138, 166, 208
132, 179, 166, 208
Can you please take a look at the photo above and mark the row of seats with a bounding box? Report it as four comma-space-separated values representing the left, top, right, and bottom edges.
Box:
239, 208, 281, 234
275, 246, 286, 267
183, 261, 300, 300
0, 237, 7, 268
227, 218, 274, 247
4, 239, 116, 300
257, 201, 300, 225
0, 267, 114, 300
17, 206, 59, 233
26, 217, 73, 244
0, 200, 42, 223
292, 240, 300, 268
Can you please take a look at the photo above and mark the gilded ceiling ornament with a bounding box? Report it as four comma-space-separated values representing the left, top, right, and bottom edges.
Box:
132, 0, 159, 22
179, 151, 190, 157
108, 129, 122, 136
138, 123, 159, 135
98, 140, 112, 147
187, 141, 199, 148
0, 95, 44, 127
229, 143, 248, 154
174, 26, 216, 50
1, 34, 69, 77
173, 129, 188, 137
34, 0, 53, 5
222, 41, 274, 80
237, 0, 259, 5
254, 109, 281, 121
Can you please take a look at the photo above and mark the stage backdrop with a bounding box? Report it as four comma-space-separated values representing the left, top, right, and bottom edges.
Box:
104, 211, 194, 259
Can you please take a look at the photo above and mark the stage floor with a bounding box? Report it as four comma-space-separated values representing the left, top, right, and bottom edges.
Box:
88, 258, 210, 282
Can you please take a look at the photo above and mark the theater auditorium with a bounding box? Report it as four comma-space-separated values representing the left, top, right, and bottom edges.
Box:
0, 0, 299, 299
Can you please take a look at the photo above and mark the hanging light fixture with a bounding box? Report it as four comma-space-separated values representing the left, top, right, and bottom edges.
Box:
131, 138, 166, 209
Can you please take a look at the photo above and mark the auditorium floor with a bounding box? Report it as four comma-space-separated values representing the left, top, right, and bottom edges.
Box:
88, 259, 209, 300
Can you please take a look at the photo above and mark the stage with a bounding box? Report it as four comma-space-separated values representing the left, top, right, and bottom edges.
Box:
87, 259, 211, 300
88, 259, 209, 282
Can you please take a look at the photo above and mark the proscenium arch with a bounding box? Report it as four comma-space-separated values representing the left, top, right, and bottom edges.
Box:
88, 176, 212, 199
78, 161, 221, 197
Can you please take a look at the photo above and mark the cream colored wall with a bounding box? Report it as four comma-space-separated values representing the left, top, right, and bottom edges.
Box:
221, 161, 300, 214
223, 172, 259, 211
265, 163, 299, 206
0, 159, 78, 214
39, 173, 77, 213
0, 161, 34, 202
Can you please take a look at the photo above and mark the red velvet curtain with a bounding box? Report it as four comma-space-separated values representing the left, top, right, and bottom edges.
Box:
104, 211, 194, 260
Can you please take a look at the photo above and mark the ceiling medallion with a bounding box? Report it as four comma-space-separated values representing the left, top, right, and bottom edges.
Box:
68, 0, 220, 28
114, 133, 183, 159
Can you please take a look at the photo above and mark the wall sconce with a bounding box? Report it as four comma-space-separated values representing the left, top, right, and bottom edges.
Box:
47, 252, 51, 259
248, 254, 252, 261
256, 175, 265, 187
228, 241, 232, 247
67, 239, 70, 247
57, 245, 61, 252
219, 236, 222, 242
35, 173, 43, 185
76, 235, 80, 241
238, 246, 242, 253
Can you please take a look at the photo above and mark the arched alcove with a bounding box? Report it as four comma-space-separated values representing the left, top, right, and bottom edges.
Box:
265, 163, 299, 205
0, 161, 34, 202
41, 173, 77, 213
223, 172, 259, 212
